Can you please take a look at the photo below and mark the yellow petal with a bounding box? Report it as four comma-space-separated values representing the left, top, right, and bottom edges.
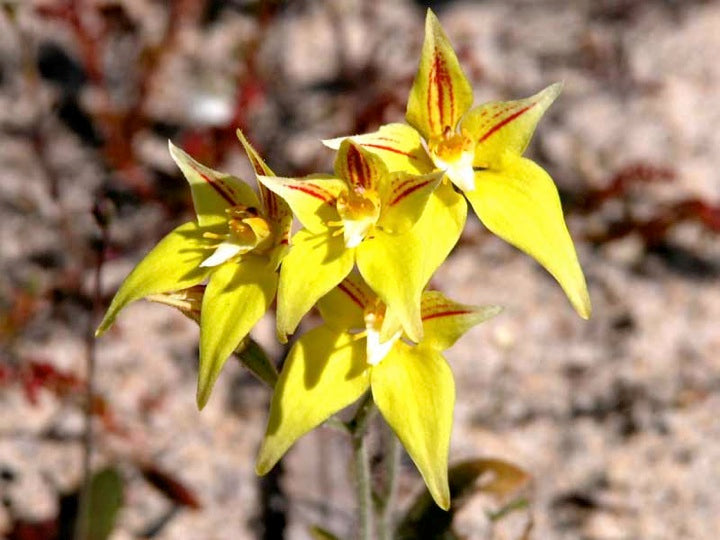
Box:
236, 130, 293, 246
276, 229, 355, 341
460, 83, 562, 168
256, 174, 346, 233
334, 140, 386, 192
317, 272, 373, 333
357, 183, 466, 342
323, 123, 435, 175
168, 142, 260, 227
256, 327, 371, 474
371, 343, 454, 510
198, 256, 278, 408
378, 170, 443, 234
96, 222, 211, 336
466, 156, 591, 319
406, 9, 474, 141
420, 291, 502, 351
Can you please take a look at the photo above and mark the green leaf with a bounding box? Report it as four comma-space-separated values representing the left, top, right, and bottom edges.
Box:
169, 141, 260, 226
465, 156, 591, 319
256, 326, 370, 474
372, 343, 454, 510
86, 467, 123, 540
198, 256, 278, 408
276, 229, 355, 341
96, 222, 211, 336
309, 526, 342, 540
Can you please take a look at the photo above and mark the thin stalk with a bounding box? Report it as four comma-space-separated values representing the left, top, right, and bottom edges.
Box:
348, 393, 376, 540
376, 428, 401, 540
76, 202, 109, 539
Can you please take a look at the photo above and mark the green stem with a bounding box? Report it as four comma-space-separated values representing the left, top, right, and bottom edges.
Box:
376, 428, 400, 540
349, 393, 376, 540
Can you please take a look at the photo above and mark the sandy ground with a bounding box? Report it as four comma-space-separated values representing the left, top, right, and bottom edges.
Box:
1, 0, 719, 538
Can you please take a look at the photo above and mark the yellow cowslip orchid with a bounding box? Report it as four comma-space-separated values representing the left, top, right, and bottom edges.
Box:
328, 9, 591, 320
96, 139, 291, 409
257, 140, 445, 343
255, 273, 501, 510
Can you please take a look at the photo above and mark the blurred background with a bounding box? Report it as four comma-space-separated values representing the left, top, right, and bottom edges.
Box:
1, 0, 720, 538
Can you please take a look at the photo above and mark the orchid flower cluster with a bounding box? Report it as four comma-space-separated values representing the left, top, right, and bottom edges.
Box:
97, 10, 590, 510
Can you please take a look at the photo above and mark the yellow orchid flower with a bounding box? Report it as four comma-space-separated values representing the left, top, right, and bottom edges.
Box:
325, 9, 591, 320
255, 273, 501, 510
96, 134, 291, 408
257, 139, 455, 343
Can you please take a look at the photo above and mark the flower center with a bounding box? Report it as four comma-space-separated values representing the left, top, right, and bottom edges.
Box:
363, 302, 401, 366
333, 189, 381, 248
200, 205, 273, 267
428, 128, 476, 192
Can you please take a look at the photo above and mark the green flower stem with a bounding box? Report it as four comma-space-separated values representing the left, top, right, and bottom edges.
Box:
375, 427, 401, 540
348, 393, 376, 540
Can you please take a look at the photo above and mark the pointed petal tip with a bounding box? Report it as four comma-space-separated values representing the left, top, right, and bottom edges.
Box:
541, 81, 564, 104
196, 386, 210, 411
576, 297, 592, 320
436, 493, 451, 511
254, 455, 273, 476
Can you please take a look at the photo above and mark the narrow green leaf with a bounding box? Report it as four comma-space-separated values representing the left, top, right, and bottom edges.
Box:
86, 467, 123, 540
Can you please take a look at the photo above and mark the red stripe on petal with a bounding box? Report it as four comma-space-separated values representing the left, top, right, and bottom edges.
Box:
478, 103, 536, 143
346, 144, 370, 189
338, 281, 367, 310
388, 178, 433, 206
422, 309, 473, 321
427, 47, 455, 133
362, 143, 418, 160
197, 171, 236, 206
285, 183, 336, 202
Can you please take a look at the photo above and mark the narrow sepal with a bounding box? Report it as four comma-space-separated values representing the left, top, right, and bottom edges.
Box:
323, 123, 435, 175
236, 130, 293, 246
169, 142, 260, 226
420, 291, 502, 351
378, 171, 443, 234
256, 327, 371, 474
256, 174, 346, 233
461, 83, 562, 167
276, 229, 355, 341
197, 256, 278, 408
406, 9, 474, 141
357, 183, 466, 342
466, 156, 591, 319
372, 343, 454, 510
235, 338, 278, 389
96, 222, 211, 336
